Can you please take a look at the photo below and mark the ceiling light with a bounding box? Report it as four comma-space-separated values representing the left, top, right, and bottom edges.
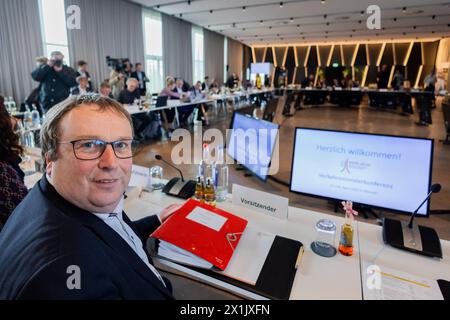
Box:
432, 15, 436, 19
324, 14, 327, 19
321, 0, 325, 4
232, 22, 236, 27
269, 26, 272, 29
260, 20, 263, 24
280, 2, 283, 8
290, 17, 294, 23
393, 18, 397, 22
209, 10, 213, 13
360, 10, 364, 16
187, 0, 191, 5
297, 24, 300, 28
402, 7, 406, 13
242, 6, 246, 11
413, 26, 416, 29
326, 22, 330, 26
358, 20, 362, 24
242, 28, 245, 31
179, 13, 183, 17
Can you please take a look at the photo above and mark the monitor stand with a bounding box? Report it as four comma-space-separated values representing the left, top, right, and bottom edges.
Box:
235, 164, 253, 178
333, 201, 379, 220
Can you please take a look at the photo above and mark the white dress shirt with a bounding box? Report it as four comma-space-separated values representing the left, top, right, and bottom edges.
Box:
93, 197, 165, 286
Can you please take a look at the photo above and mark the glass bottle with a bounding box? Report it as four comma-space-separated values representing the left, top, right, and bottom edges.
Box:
338, 212, 354, 256
31, 104, 41, 128
204, 178, 216, 207
198, 143, 213, 184
23, 106, 33, 130
214, 145, 229, 202
194, 176, 204, 203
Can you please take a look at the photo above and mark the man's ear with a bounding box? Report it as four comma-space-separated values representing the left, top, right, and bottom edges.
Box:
45, 154, 53, 177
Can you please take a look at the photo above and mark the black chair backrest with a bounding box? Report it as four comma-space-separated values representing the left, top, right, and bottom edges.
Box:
263, 98, 279, 121
442, 103, 450, 132
236, 104, 256, 117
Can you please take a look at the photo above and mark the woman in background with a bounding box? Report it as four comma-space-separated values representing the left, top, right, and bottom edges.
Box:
0, 101, 28, 230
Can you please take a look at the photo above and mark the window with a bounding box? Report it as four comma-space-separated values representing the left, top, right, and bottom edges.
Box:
192, 26, 204, 84
143, 10, 164, 95
38, 0, 70, 64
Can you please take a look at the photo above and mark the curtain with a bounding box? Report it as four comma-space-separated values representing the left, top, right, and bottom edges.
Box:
65, 0, 145, 91
162, 14, 193, 85
204, 29, 224, 85
227, 38, 244, 80
0, 0, 43, 103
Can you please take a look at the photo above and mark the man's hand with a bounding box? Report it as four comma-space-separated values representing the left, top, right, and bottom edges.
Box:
158, 204, 182, 223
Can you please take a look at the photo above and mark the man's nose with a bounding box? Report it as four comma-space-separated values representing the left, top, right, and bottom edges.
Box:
98, 144, 118, 169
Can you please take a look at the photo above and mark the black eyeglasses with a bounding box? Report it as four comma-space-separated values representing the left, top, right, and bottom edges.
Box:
59, 139, 138, 160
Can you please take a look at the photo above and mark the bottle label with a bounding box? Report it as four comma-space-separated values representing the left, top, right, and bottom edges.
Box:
340, 225, 353, 247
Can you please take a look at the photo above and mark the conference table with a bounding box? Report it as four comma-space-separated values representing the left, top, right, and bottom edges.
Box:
124, 187, 450, 300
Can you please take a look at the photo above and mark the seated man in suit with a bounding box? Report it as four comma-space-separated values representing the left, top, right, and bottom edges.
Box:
0, 94, 179, 299
70, 75, 92, 96
118, 78, 140, 105
98, 80, 114, 99
189, 81, 209, 125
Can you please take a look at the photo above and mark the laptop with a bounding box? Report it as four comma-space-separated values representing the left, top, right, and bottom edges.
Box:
155, 96, 168, 108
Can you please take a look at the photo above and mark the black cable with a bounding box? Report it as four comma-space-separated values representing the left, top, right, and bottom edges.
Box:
430, 210, 450, 215
268, 175, 290, 187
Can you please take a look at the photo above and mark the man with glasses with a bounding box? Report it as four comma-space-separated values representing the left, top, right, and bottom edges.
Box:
0, 94, 179, 299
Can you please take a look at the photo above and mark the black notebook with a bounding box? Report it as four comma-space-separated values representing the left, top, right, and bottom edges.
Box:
158, 235, 303, 300
437, 279, 450, 300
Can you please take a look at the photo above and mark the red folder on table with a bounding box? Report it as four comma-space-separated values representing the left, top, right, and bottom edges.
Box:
150, 199, 248, 270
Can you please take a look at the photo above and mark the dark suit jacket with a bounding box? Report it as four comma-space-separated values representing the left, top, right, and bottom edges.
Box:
130, 71, 148, 91
0, 176, 174, 300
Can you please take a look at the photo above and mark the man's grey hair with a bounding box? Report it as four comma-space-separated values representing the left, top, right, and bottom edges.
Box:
40, 94, 134, 166
126, 77, 139, 86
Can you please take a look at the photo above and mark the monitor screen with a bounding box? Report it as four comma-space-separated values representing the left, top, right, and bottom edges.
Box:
290, 128, 434, 216
227, 112, 279, 181
251, 63, 273, 75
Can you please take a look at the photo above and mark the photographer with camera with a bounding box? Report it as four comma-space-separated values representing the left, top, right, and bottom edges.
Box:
109, 63, 126, 100
31, 51, 77, 113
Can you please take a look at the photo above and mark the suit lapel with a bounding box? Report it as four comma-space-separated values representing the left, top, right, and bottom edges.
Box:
39, 177, 172, 298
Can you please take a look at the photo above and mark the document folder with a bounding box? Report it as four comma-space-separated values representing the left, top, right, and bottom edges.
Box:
159, 235, 303, 300
151, 199, 248, 270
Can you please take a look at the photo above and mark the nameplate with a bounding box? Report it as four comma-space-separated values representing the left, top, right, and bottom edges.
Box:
232, 184, 288, 220
129, 165, 150, 188
167, 100, 180, 107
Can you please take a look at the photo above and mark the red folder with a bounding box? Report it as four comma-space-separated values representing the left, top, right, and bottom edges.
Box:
151, 199, 248, 270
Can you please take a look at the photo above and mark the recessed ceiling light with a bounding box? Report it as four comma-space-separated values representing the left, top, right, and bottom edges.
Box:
269, 26, 272, 29
360, 10, 364, 16
260, 20, 263, 24
179, 13, 183, 17
402, 7, 406, 13
209, 10, 213, 13
432, 15, 436, 19
280, 2, 283, 8
358, 20, 362, 24
413, 26, 416, 29
321, 0, 325, 4
242, 28, 245, 31
242, 6, 246, 11
187, 0, 191, 5
326, 22, 330, 26
393, 18, 397, 22
290, 17, 294, 23
324, 14, 327, 19
297, 24, 300, 28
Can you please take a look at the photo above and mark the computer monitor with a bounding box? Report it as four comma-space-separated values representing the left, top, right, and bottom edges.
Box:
290, 128, 434, 216
227, 112, 280, 181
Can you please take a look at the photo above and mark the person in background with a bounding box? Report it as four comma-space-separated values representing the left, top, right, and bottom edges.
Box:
70, 75, 92, 96
123, 60, 133, 85
0, 94, 179, 299
35, 56, 48, 68
209, 78, 220, 93
131, 63, 149, 97
31, 51, 77, 113
118, 78, 140, 105
226, 73, 240, 89
190, 81, 209, 125
99, 80, 114, 99
392, 69, 404, 91
277, 66, 288, 88
109, 66, 126, 100
0, 109, 28, 231
174, 78, 194, 126
76, 60, 93, 90
255, 73, 262, 90
424, 68, 437, 93
202, 76, 211, 91
159, 76, 184, 134
301, 74, 315, 88
377, 64, 390, 89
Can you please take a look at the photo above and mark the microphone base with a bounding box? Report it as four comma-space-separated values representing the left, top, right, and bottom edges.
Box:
382, 217, 443, 259
162, 177, 196, 199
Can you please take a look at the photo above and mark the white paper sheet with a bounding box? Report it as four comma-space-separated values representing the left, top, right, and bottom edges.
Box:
186, 207, 228, 232
362, 261, 444, 300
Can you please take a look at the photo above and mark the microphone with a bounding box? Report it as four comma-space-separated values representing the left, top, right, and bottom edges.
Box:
382, 183, 443, 258
154, 154, 196, 199
408, 183, 441, 228
155, 154, 184, 182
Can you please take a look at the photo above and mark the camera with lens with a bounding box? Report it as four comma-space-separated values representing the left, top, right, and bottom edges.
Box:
53, 59, 63, 67
106, 56, 129, 73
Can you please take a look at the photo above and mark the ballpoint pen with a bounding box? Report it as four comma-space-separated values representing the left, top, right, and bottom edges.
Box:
295, 246, 305, 269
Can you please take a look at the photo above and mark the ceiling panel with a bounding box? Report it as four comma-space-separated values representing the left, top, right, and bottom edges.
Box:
131, 0, 450, 46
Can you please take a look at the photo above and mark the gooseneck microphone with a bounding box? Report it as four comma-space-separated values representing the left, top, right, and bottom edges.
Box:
382, 183, 443, 258
155, 154, 184, 182
154, 154, 196, 199
408, 183, 441, 228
